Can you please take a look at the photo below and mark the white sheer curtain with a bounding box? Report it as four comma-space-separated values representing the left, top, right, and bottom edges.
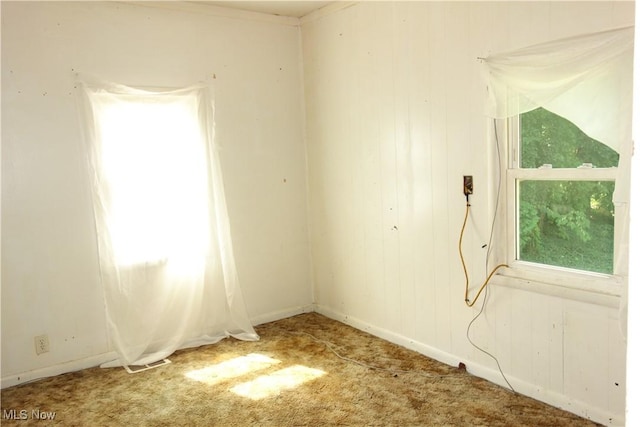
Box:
482, 26, 634, 336
78, 77, 258, 367
484, 26, 633, 153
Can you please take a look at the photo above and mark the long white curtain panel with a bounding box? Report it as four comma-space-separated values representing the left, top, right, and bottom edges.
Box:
78, 77, 258, 368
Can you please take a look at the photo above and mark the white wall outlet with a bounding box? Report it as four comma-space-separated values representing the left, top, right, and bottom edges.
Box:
34, 335, 49, 355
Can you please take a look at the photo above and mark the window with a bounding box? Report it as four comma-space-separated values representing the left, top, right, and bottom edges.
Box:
507, 108, 619, 278
91, 93, 210, 269
483, 27, 632, 299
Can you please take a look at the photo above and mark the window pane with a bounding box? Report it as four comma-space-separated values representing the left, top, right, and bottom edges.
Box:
520, 108, 619, 169
94, 94, 210, 268
518, 180, 614, 274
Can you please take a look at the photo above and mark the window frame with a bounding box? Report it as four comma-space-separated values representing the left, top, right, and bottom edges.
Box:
499, 114, 624, 299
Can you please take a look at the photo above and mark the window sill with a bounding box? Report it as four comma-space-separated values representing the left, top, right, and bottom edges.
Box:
491, 264, 623, 308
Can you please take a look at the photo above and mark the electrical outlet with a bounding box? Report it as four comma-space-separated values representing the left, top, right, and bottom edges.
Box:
34, 335, 49, 355
463, 175, 473, 196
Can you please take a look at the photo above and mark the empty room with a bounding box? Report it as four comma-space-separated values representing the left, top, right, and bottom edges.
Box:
1, 1, 639, 425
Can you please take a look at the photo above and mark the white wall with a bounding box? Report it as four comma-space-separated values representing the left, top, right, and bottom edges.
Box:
1, 1, 312, 385
302, 2, 633, 425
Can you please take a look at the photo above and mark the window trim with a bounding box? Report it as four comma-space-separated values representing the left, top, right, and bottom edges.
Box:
500, 114, 623, 299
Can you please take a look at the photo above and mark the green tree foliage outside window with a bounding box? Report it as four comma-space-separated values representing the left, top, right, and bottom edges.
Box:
518, 108, 618, 274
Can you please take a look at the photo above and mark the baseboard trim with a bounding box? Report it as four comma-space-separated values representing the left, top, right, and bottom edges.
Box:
1, 305, 314, 390
1, 352, 119, 390
313, 304, 623, 427
250, 304, 315, 327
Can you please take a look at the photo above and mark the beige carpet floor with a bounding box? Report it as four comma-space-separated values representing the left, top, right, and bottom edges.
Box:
1, 313, 600, 426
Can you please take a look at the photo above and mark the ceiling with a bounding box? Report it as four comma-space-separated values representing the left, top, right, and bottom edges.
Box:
198, 1, 335, 18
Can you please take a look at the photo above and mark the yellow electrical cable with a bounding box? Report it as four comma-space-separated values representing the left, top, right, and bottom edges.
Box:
459, 202, 508, 307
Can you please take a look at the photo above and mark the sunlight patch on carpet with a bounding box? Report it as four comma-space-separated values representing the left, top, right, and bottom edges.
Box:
230, 365, 326, 400
185, 353, 280, 385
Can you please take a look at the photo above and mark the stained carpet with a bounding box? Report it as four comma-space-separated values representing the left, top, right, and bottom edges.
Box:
1, 313, 600, 426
